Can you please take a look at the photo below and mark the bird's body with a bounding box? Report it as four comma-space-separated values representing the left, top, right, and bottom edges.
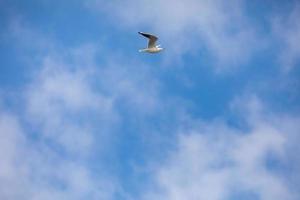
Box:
139, 47, 163, 53
138, 32, 163, 53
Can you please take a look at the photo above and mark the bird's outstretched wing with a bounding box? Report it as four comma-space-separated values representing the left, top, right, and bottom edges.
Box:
138, 32, 158, 48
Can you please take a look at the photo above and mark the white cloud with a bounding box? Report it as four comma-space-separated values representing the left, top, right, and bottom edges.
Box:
0, 42, 122, 198
0, 16, 166, 198
0, 57, 123, 200
142, 97, 299, 200
96, 61, 161, 115
0, 16, 166, 199
273, 4, 300, 72
89, 0, 261, 70
25, 56, 116, 156
0, 113, 32, 200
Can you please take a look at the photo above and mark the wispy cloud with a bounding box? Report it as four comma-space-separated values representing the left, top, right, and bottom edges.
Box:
0, 16, 165, 199
0, 42, 120, 200
89, 0, 261, 70
142, 96, 300, 200
272, 4, 300, 72
0, 110, 119, 199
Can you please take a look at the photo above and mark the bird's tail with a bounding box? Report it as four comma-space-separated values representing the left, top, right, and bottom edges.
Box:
139, 49, 147, 52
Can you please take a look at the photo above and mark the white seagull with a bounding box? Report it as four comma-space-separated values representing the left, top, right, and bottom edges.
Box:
138, 32, 163, 53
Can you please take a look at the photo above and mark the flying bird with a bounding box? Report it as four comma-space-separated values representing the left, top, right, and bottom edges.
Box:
138, 32, 163, 53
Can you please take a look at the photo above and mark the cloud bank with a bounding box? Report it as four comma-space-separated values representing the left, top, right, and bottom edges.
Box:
143, 97, 300, 200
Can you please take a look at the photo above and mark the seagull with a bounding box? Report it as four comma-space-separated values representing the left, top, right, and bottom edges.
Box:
138, 32, 163, 53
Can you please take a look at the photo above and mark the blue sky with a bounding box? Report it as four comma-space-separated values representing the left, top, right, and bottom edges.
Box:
0, 0, 300, 199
